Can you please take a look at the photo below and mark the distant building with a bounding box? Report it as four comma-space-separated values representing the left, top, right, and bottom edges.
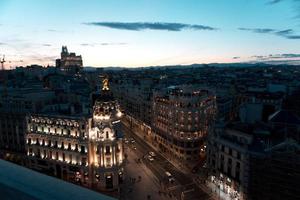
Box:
56, 46, 83, 74
152, 86, 216, 163
239, 91, 284, 123
25, 79, 124, 191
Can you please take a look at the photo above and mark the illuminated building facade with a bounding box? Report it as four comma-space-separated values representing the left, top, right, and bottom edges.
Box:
25, 79, 124, 191
152, 86, 216, 162
56, 46, 83, 74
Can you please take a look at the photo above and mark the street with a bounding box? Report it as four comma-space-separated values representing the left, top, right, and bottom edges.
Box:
121, 122, 210, 200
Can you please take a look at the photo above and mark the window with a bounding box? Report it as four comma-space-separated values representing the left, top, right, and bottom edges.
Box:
81, 145, 85, 153
105, 146, 110, 154
229, 148, 232, 156
236, 162, 240, 169
228, 158, 232, 166
227, 166, 232, 176
235, 171, 240, 181
106, 158, 111, 167
62, 153, 65, 161
237, 152, 241, 159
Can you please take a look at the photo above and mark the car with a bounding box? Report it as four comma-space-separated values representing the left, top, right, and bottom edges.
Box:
147, 155, 154, 162
165, 171, 175, 183
149, 151, 156, 157
133, 146, 137, 150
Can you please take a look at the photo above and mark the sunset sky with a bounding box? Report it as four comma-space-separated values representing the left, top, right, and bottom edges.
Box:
1, 0, 300, 68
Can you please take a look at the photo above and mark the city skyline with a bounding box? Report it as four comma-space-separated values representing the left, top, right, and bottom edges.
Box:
1, 0, 300, 68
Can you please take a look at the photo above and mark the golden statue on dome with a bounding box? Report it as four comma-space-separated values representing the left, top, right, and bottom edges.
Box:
102, 78, 109, 91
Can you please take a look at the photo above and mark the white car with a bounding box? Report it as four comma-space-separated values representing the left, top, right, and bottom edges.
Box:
148, 155, 154, 162
149, 151, 156, 157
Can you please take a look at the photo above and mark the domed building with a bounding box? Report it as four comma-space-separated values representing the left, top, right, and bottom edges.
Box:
25, 78, 124, 192
88, 78, 124, 190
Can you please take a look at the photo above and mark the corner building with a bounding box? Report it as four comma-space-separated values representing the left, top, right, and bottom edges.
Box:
152, 86, 216, 163
25, 80, 124, 191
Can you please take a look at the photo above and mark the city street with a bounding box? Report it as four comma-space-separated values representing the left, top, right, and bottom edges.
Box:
120, 136, 170, 200
121, 123, 210, 200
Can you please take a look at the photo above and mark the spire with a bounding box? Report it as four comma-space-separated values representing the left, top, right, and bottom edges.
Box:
61, 46, 69, 57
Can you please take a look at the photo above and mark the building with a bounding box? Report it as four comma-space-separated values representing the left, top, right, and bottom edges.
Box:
25, 79, 124, 192
206, 122, 253, 200
110, 78, 155, 127
248, 139, 300, 200
56, 46, 83, 74
206, 117, 300, 200
152, 86, 216, 163
0, 86, 55, 162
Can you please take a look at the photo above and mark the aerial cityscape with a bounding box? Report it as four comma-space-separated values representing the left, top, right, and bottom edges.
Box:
0, 0, 300, 200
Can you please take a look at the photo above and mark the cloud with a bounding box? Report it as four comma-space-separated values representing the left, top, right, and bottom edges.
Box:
232, 56, 240, 59
42, 44, 51, 47
275, 29, 294, 36
272, 53, 300, 58
252, 53, 300, 60
47, 29, 59, 32
267, 0, 283, 4
84, 22, 218, 31
238, 27, 275, 33
285, 35, 300, 39
267, 0, 300, 20
80, 42, 127, 47
238, 27, 300, 39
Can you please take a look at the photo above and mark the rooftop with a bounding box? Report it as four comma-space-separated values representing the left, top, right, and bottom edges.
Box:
0, 159, 116, 200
